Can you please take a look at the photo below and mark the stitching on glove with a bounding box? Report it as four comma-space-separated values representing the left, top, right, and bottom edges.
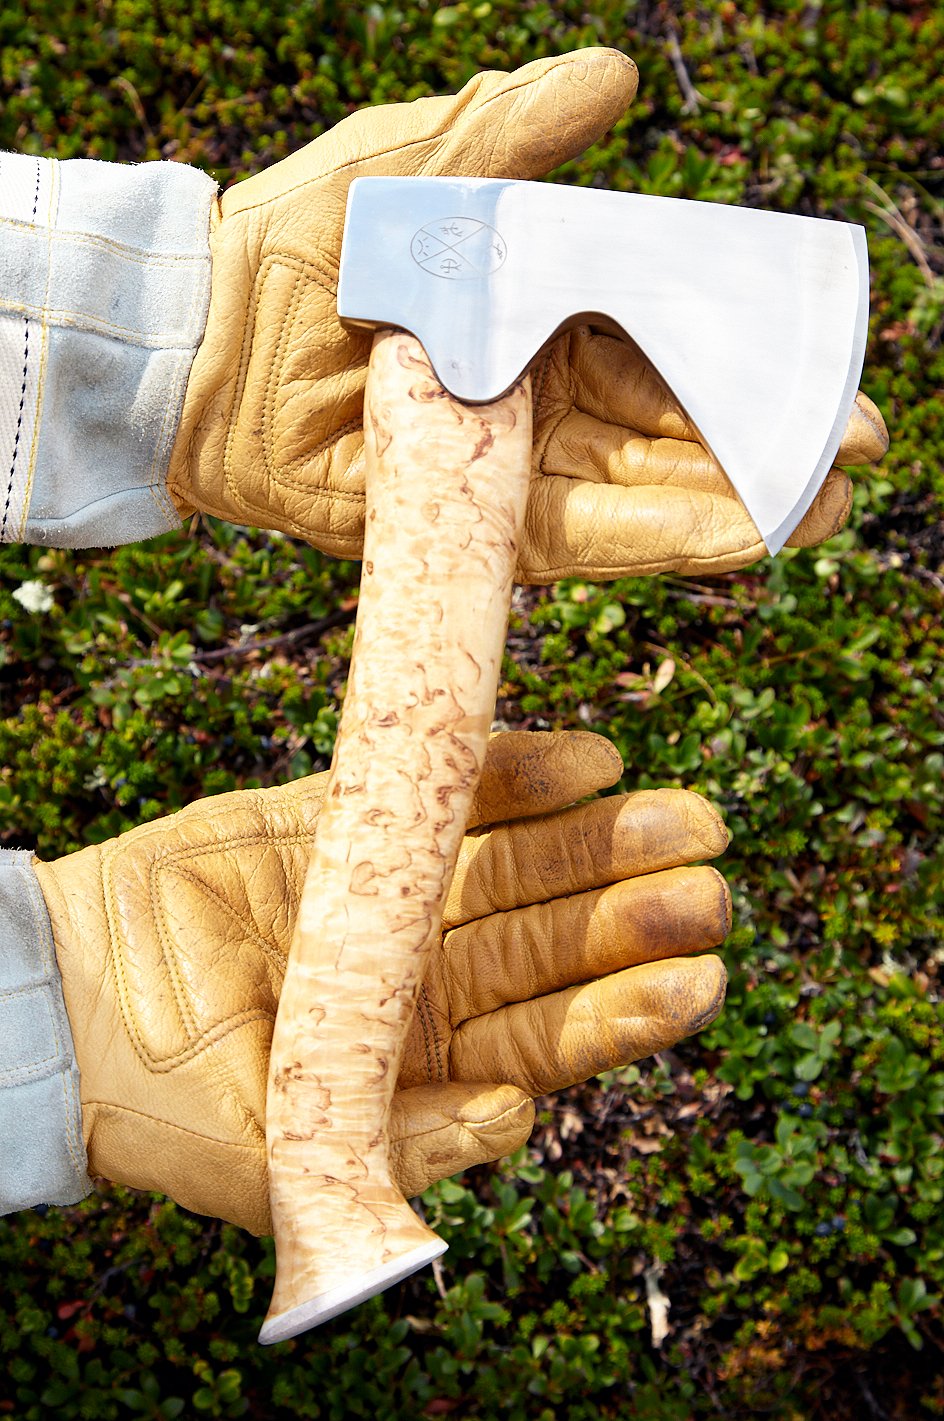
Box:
396, 1094, 531, 1145
97, 991, 276, 1074
1, 312, 30, 541
416, 985, 445, 1083
259, 259, 306, 485
519, 539, 768, 583
103, 823, 462, 1076
103, 846, 196, 1065
274, 434, 367, 499
80, 1097, 265, 1148
144, 852, 202, 1045
0, 156, 39, 542
0, 298, 204, 349
414, 987, 436, 1084
0, 218, 214, 268
220, 252, 370, 519
102, 830, 306, 1070
220, 251, 292, 512
533, 406, 572, 480
531, 331, 573, 478
233, 254, 364, 494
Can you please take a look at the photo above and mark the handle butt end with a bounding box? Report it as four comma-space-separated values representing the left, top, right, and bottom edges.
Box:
259, 1235, 447, 1345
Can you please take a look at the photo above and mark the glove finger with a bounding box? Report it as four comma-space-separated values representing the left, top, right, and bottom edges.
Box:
565, 327, 701, 441
446, 788, 728, 927
389, 1082, 534, 1197
540, 411, 854, 544
542, 408, 736, 491
442, 864, 730, 1024
835, 392, 889, 465
471, 730, 623, 828
449, 955, 727, 1097
567, 330, 889, 467
536, 432, 853, 546
517, 475, 854, 583
259, 731, 621, 836
350, 49, 637, 183
787, 470, 853, 547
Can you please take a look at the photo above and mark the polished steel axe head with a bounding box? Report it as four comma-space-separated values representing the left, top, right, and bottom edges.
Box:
338, 176, 869, 555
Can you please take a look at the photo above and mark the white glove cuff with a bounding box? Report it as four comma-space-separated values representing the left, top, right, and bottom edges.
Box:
0, 849, 91, 1214
0, 152, 217, 548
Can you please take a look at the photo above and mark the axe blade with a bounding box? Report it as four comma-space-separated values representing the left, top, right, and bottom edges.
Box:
338, 176, 870, 555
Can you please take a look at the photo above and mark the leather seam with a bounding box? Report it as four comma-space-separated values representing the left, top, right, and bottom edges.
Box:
414, 986, 435, 1084
219, 249, 346, 514
397, 1095, 530, 1145
416, 984, 445, 1084
219, 237, 269, 510
154, 859, 289, 978
83, 1097, 264, 1148
259, 261, 306, 482
103, 843, 195, 1068
100, 1005, 275, 1075
104, 829, 310, 1071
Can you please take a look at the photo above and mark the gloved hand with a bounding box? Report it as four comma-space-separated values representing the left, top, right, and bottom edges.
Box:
167, 48, 888, 581
33, 731, 730, 1235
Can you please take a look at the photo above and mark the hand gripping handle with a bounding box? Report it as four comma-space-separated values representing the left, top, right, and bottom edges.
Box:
260, 330, 532, 1343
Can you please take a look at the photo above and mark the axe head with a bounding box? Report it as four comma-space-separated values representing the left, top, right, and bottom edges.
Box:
338, 176, 869, 555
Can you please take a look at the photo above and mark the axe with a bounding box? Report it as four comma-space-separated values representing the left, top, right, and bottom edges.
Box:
259, 177, 869, 1344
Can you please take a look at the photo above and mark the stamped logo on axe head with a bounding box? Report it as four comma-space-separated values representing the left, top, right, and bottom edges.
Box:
411, 216, 507, 279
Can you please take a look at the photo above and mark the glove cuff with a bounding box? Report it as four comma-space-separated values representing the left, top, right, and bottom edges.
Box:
0, 849, 91, 1214
0, 152, 217, 548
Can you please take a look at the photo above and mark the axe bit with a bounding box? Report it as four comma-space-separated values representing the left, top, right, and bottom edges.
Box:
259, 176, 869, 1343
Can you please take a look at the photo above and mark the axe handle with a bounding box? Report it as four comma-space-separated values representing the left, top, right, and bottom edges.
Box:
260, 329, 532, 1343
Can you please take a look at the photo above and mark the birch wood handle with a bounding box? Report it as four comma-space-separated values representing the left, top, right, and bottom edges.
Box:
259, 330, 532, 1343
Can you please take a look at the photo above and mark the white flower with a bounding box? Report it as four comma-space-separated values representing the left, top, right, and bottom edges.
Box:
12, 579, 55, 614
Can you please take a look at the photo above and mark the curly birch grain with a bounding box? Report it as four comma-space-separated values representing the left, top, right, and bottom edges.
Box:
261, 331, 532, 1341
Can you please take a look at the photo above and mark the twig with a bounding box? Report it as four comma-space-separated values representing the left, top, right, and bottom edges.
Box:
47, 607, 357, 710
430, 1253, 449, 1302
862, 176, 938, 284
912, 564, 944, 594
854, 1369, 891, 1420
190, 606, 356, 664
663, 587, 741, 609
111, 77, 154, 140
642, 640, 718, 703
664, 30, 703, 115
662, 575, 748, 610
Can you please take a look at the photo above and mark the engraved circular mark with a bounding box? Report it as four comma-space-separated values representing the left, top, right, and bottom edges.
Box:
410, 218, 507, 280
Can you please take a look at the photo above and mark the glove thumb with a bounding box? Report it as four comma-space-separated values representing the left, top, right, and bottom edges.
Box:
389, 1082, 534, 1198
414, 47, 639, 180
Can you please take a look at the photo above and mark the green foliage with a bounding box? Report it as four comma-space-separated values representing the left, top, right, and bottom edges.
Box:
0, 525, 354, 853
2, 0, 943, 1415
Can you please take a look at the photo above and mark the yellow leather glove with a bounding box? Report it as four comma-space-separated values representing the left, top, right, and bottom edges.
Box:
166, 48, 888, 581
34, 732, 729, 1236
